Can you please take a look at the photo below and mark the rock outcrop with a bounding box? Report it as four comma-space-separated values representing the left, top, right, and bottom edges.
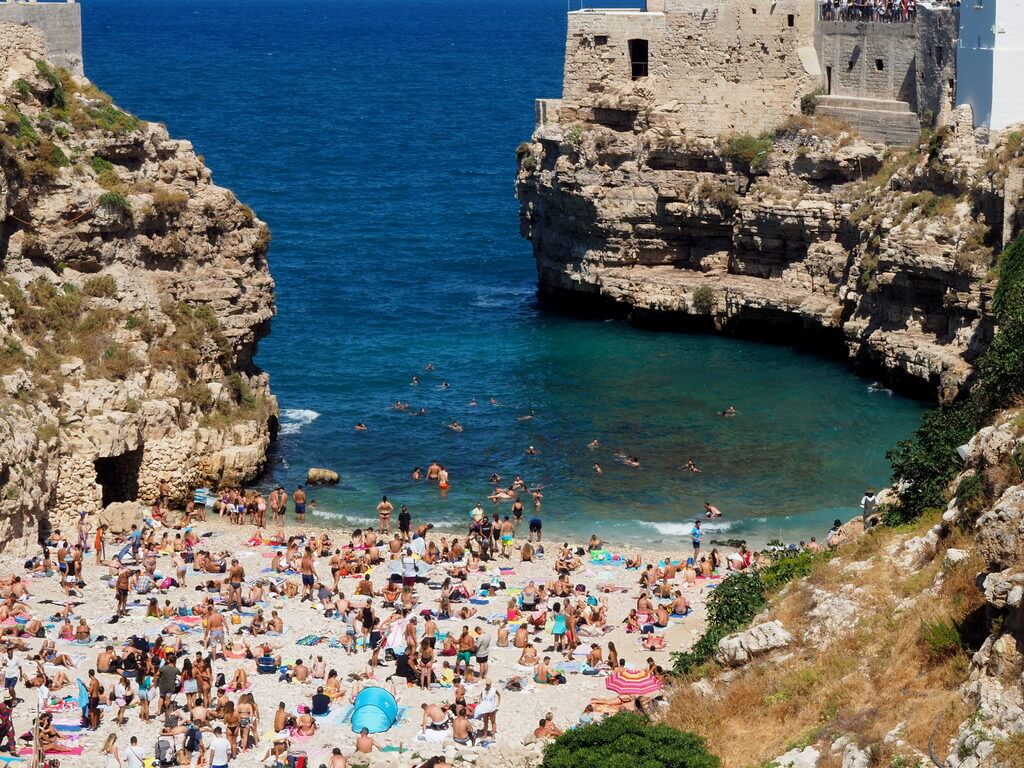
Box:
0, 24, 277, 550
517, 105, 1022, 401
716, 619, 793, 666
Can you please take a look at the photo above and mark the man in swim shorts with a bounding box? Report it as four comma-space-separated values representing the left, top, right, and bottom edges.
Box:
293, 485, 306, 523
528, 517, 542, 543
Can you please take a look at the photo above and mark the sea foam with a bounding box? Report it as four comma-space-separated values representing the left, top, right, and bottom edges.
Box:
279, 408, 320, 436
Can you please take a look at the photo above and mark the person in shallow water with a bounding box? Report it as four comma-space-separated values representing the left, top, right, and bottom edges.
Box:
719, 405, 736, 417
426, 462, 441, 482
355, 422, 368, 431
704, 502, 722, 518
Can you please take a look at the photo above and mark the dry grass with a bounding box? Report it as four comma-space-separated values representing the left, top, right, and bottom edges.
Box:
664, 519, 981, 768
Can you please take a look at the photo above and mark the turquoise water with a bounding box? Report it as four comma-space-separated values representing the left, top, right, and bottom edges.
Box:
82, 0, 925, 547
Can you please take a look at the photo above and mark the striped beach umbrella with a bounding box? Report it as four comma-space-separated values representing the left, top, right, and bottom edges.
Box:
605, 667, 663, 696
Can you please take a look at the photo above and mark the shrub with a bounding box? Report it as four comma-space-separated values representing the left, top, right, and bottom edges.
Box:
98, 191, 131, 214
919, 618, 963, 662
39, 140, 70, 169
759, 550, 818, 592
726, 133, 774, 172
96, 168, 123, 191
898, 191, 957, 220
692, 285, 716, 315
99, 343, 141, 379
82, 275, 118, 299
0, 336, 28, 375
800, 88, 822, 116
696, 181, 738, 216
174, 381, 214, 411
542, 713, 719, 768
90, 156, 114, 174
13, 79, 31, 98
151, 186, 189, 215
954, 473, 984, 520
35, 60, 66, 109
564, 124, 583, 149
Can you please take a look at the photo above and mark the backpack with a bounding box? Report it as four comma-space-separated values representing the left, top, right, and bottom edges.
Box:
183, 726, 200, 753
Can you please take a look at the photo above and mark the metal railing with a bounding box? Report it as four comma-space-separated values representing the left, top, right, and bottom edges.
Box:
818, 0, 919, 22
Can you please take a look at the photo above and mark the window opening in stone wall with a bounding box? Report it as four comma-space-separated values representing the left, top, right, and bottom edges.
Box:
595, 35, 608, 46
94, 446, 144, 507
787, 14, 794, 26
751, 7, 757, 13
936, 46, 944, 66
875, 58, 884, 71
826, 66, 832, 94
628, 39, 649, 79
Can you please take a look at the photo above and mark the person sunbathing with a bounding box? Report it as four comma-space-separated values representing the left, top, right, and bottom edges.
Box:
589, 694, 636, 714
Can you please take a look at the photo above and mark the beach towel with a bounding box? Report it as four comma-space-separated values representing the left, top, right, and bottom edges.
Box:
18, 747, 85, 757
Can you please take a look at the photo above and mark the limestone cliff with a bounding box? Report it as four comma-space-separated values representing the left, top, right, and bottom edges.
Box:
0, 24, 277, 550
517, 106, 1024, 402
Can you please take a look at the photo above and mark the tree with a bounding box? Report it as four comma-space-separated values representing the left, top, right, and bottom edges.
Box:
542, 713, 720, 768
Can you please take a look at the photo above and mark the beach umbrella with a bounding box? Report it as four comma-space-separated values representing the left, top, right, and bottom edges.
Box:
605, 667, 662, 696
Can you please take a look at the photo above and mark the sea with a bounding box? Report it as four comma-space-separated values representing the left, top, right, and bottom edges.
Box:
82, 0, 926, 548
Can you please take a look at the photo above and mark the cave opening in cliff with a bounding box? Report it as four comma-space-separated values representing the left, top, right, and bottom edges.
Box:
94, 446, 144, 507
628, 39, 648, 80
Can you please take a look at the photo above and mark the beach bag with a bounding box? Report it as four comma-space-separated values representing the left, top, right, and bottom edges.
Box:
257, 656, 277, 675
287, 752, 307, 768
231, 614, 241, 625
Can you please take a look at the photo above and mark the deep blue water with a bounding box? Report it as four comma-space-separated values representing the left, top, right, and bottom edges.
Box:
81, 0, 925, 546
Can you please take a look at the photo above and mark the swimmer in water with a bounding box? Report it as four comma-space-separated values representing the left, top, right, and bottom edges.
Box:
588, 440, 600, 449
517, 411, 535, 421
532, 489, 543, 509
720, 406, 737, 417
425, 364, 434, 371
439, 382, 450, 390
411, 467, 422, 481
426, 462, 441, 482
449, 421, 463, 433
355, 423, 368, 431
682, 458, 702, 473
468, 399, 477, 407
417, 408, 428, 416
703, 502, 722, 518
411, 376, 420, 385
489, 473, 502, 484
525, 446, 538, 456
490, 398, 499, 406
593, 463, 603, 474
394, 401, 409, 411
624, 456, 640, 468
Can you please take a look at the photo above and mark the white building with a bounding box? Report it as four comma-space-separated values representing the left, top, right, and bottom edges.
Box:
957, 0, 1024, 129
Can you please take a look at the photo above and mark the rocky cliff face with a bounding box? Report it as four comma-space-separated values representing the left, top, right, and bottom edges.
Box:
517, 105, 1022, 401
0, 24, 276, 550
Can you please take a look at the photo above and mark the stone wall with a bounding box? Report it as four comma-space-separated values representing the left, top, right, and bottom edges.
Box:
0, 1, 82, 74
561, 0, 821, 138
815, 7, 957, 123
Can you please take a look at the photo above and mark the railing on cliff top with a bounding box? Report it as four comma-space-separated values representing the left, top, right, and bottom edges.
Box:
568, 0, 646, 13
0, 1, 77, 4
818, 0, 959, 22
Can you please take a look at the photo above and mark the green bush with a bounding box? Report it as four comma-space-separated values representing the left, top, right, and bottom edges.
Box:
954, 473, 984, 521
564, 124, 583, 149
90, 156, 114, 174
542, 713, 719, 768
695, 181, 738, 216
98, 191, 131, 214
35, 60, 66, 110
726, 133, 774, 172
692, 285, 716, 315
919, 618, 963, 662
759, 550, 818, 592
13, 79, 31, 98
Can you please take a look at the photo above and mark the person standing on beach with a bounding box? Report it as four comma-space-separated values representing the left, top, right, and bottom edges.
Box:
300, 547, 318, 601
207, 726, 232, 768
377, 496, 394, 534
690, 520, 702, 555
227, 559, 245, 611
293, 486, 306, 524
398, 505, 412, 542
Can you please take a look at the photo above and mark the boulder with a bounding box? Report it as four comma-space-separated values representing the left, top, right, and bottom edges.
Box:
307, 467, 340, 485
99, 501, 144, 534
944, 548, 970, 568
976, 485, 1024, 570
772, 746, 820, 768
716, 620, 793, 667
